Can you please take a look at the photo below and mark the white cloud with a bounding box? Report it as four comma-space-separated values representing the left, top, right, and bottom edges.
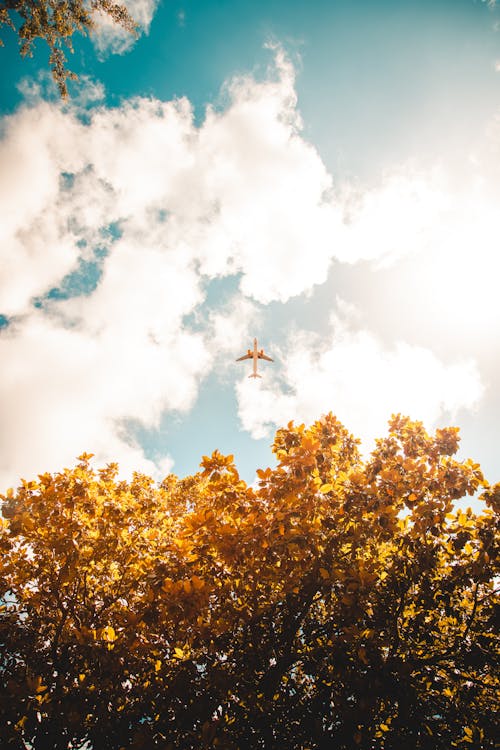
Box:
192, 51, 341, 302
208, 296, 261, 356
17, 72, 105, 109
1, 48, 498, 490
411, 191, 500, 339
3, 50, 343, 307
341, 169, 500, 354
0, 105, 84, 316
0, 286, 210, 488
16, 70, 59, 102
1, 51, 343, 487
236, 314, 484, 449
71, 76, 106, 106
0, 219, 211, 489
68, 52, 342, 303
92, 0, 159, 56
333, 170, 450, 266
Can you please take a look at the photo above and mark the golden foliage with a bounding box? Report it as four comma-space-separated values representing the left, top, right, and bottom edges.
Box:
0, 414, 498, 749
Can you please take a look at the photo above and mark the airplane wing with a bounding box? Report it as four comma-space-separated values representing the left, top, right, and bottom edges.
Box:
258, 353, 273, 361
236, 354, 253, 361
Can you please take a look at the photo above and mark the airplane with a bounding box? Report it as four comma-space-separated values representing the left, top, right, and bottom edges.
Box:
236, 338, 273, 378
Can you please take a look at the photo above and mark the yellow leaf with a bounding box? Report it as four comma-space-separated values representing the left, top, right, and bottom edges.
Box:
319, 483, 333, 494
361, 628, 375, 639
173, 647, 185, 659
101, 626, 117, 643
35, 680, 48, 694
154, 660, 161, 672
380, 724, 389, 732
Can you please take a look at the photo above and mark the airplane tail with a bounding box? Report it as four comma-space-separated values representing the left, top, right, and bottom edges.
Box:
249, 373, 262, 379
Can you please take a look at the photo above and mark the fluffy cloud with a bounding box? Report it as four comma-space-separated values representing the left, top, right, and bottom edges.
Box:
207, 297, 261, 356
4, 52, 341, 304
191, 51, 341, 301
0, 236, 210, 487
1, 49, 497, 489
0, 51, 343, 488
65, 51, 341, 303
333, 170, 449, 266
236, 313, 484, 448
92, 0, 160, 56
337, 168, 500, 357
0, 105, 83, 315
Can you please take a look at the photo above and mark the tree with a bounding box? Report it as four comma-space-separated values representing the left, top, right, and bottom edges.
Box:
0, 0, 137, 97
0, 414, 498, 749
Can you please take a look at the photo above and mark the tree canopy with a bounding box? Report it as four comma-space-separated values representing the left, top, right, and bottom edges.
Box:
0, 413, 498, 749
0, 0, 137, 96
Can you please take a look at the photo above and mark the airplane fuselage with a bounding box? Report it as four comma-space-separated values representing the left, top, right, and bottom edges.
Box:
250, 338, 260, 378
236, 338, 273, 378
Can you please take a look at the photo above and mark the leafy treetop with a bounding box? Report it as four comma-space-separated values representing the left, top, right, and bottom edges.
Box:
0, 414, 498, 749
0, 0, 137, 96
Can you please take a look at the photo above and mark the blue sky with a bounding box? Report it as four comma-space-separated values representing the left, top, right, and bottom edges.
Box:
1, 0, 499, 491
